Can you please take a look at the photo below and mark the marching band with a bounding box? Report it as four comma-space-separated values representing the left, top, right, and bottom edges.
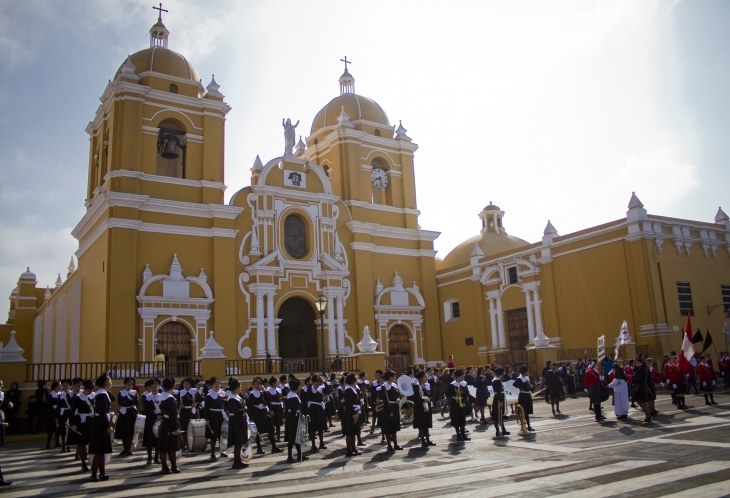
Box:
14, 349, 725, 484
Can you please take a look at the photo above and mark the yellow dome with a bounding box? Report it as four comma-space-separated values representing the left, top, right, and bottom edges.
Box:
310, 93, 390, 135
117, 47, 200, 82
437, 231, 530, 270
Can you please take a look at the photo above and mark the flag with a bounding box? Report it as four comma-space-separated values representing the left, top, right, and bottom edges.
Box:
703, 330, 713, 352
692, 329, 703, 344
723, 322, 729, 339
614, 320, 630, 358
618, 320, 630, 345
679, 314, 695, 371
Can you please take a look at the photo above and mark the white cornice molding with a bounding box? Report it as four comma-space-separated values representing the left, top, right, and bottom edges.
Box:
346, 221, 439, 242
343, 200, 420, 216
75, 218, 238, 258
250, 184, 339, 204
350, 242, 437, 258
104, 169, 226, 191
73, 189, 241, 242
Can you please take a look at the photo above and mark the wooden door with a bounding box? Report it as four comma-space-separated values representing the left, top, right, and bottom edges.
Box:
387, 325, 411, 371
506, 308, 529, 351
156, 322, 192, 377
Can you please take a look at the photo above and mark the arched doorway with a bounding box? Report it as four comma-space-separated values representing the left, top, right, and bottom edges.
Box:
387, 324, 411, 373
278, 297, 318, 360
156, 321, 193, 377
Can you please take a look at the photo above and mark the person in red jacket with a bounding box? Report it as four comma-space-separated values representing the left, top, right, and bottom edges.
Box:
720, 352, 729, 388
662, 360, 676, 405
697, 355, 718, 405
668, 356, 688, 409
583, 361, 605, 422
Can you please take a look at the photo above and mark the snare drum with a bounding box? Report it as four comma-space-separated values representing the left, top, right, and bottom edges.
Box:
133, 414, 146, 448
219, 419, 229, 453
152, 419, 162, 439
187, 419, 207, 452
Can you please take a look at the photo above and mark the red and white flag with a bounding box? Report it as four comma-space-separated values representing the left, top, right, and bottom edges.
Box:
679, 313, 695, 370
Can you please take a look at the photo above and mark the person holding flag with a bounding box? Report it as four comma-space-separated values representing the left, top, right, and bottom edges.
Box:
674, 313, 696, 409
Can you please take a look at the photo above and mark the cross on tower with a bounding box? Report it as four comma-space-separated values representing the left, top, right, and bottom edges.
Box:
340, 56, 351, 71
152, 3, 168, 20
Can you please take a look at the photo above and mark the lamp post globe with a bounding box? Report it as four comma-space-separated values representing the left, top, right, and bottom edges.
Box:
315, 295, 327, 376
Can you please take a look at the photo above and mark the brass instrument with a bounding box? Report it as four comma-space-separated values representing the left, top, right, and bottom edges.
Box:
514, 404, 530, 435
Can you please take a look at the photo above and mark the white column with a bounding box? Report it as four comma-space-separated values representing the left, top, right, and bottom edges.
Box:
488, 297, 498, 350
266, 292, 276, 356
326, 296, 336, 354
524, 288, 535, 342
256, 292, 266, 357
335, 296, 345, 353
533, 288, 544, 335
495, 295, 506, 349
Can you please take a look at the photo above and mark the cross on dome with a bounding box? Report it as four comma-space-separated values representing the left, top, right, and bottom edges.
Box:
152, 3, 168, 21
339, 56, 355, 95
149, 3, 170, 48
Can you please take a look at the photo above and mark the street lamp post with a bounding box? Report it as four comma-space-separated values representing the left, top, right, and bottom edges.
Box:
315, 295, 327, 376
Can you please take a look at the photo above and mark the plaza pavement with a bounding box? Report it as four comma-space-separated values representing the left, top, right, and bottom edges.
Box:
1, 388, 729, 497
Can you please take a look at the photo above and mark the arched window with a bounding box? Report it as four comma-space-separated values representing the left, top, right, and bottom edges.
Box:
156, 120, 186, 179
284, 214, 307, 259
371, 158, 388, 205
169, 84, 178, 94
374, 129, 381, 137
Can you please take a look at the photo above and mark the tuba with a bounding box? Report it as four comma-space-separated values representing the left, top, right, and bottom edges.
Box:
514, 404, 530, 435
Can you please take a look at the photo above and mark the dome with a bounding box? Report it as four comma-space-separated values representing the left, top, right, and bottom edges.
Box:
310, 93, 390, 135
117, 46, 200, 82
437, 231, 530, 270
18, 267, 37, 283
483, 202, 500, 211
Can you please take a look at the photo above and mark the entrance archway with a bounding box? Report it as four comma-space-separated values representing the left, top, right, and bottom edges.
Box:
277, 297, 318, 359
156, 321, 193, 376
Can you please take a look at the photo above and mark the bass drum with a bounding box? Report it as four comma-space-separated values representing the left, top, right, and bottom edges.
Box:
152, 419, 162, 439
133, 414, 146, 448
187, 419, 207, 452
219, 418, 230, 453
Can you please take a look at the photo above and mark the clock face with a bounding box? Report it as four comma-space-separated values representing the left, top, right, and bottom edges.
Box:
371, 167, 389, 189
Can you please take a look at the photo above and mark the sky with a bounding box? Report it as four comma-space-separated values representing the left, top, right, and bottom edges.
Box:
0, 0, 728, 319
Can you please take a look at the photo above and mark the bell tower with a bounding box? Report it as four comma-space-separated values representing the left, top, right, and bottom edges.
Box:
70, 15, 241, 363
303, 66, 420, 230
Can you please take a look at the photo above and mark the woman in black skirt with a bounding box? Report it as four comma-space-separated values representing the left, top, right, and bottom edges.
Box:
89, 375, 113, 482
69, 380, 94, 473
379, 370, 402, 452
473, 367, 491, 424
545, 362, 564, 416
247, 377, 282, 455
342, 373, 361, 457
267, 376, 284, 442
143, 379, 162, 465
226, 378, 249, 469
115, 377, 139, 457
304, 376, 327, 453
178, 378, 199, 450
56, 379, 73, 453
284, 378, 308, 463
158, 377, 181, 474
513, 366, 535, 431
413, 370, 435, 447
491, 368, 510, 437
204, 376, 228, 460
45, 381, 60, 449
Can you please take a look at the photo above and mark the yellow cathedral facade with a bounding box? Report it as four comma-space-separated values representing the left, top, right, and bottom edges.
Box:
2, 18, 730, 383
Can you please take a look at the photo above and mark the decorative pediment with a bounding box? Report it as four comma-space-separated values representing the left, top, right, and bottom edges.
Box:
138, 254, 213, 301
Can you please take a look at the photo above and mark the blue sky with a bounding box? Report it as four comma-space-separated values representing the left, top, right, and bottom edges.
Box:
0, 1, 728, 319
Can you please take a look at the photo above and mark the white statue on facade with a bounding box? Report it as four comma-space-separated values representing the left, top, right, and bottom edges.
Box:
282, 118, 299, 156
